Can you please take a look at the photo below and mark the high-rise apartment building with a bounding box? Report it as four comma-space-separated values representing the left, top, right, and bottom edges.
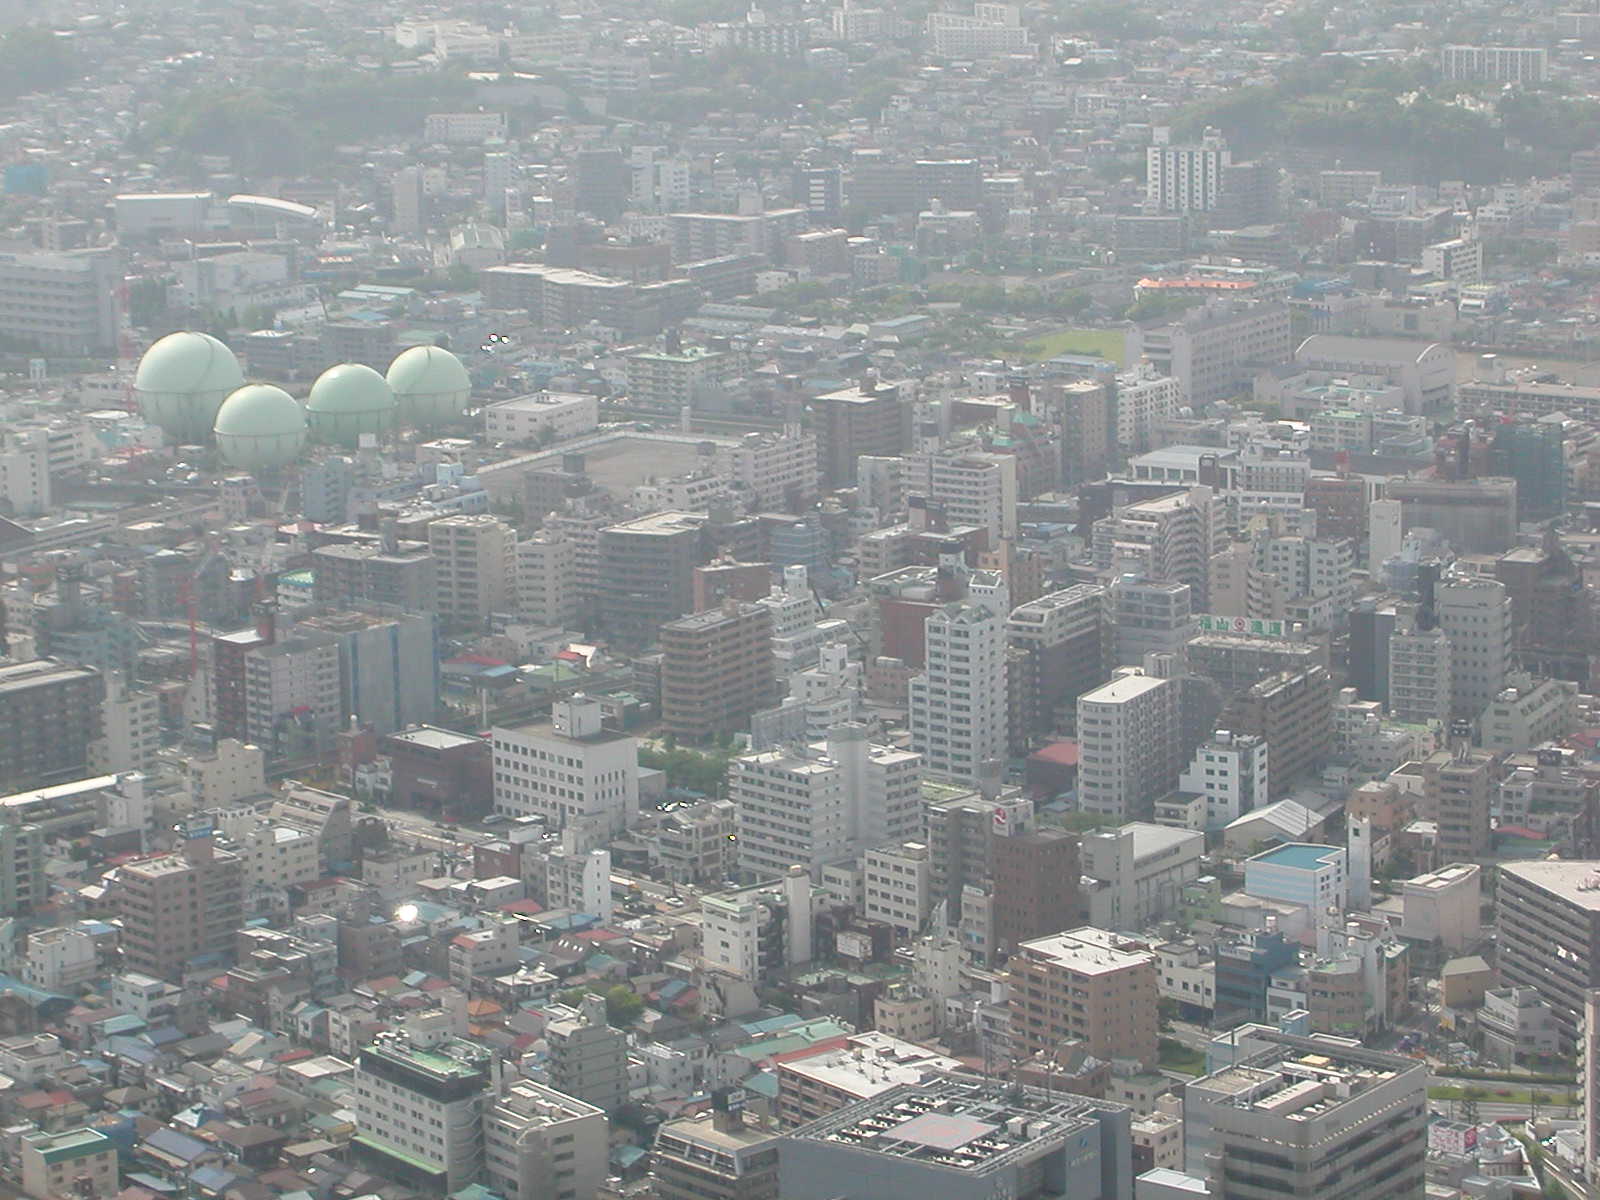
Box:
1220, 666, 1333, 797
1436, 574, 1514, 719
1179, 730, 1269, 830
545, 994, 629, 1113
660, 602, 776, 739
1007, 584, 1108, 739
0, 659, 103, 793
90, 670, 161, 775
293, 609, 439, 736
1094, 488, 1217, 608
700, 870, 814, 984
862, 841, 933, 937
483, 1079, 608, 1200
1245, 533, 1355, 628
1009, 926, 1159, 1065
1387, 609, 1452, 725
904, 447, 1018, 541
595, 511, 702, 645
0, 247, 119, 355
909, 596, 1008, 782
491, 695, 639, 834
515, 531, 577, 626
778, 1075, 1135, 1200
1111, 575, 1194, 666
353, 1018, 492, 1193
732, 727, 921, 880
1077, 671, 1180, 822
813, 376, 913, 488
113, 835, 244, 981
1146, 130, 1231, 213
991, 825, 1081, 951
1131, 301, 1292, 407
428, 514, 516, 631
654, 1100, 781, 1200
1500, 860, 1600, 1050
311, 535, 435, 612
1421, 746, 1497, 864
1184, 1031, 1427, 1200
237, 632, 343, 759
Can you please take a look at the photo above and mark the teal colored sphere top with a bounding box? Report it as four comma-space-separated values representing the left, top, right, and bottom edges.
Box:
307, 362, 396, 415
214, 384, 305, 437
134, 330, 244, 396
133, 331, 246, 443
387, 344, 471, 425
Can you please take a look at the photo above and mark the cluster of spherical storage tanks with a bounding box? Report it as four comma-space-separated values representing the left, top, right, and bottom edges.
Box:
131, 331, 473, 473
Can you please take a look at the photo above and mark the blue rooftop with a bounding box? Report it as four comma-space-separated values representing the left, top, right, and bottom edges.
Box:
1250, 842, 1342, 870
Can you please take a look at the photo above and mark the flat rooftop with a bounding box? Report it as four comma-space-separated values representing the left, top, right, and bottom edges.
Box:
786, 1075, 1114, 1174
1016, 927, 1152, 974
0, 659, 98, 693
1248, 842, 1343, 871
1499, 859, 1600, 910
385, 725, 482, 752
1081, 672, 1168, 705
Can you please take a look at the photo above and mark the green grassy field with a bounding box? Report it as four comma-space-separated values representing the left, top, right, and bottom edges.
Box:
1157, 1038, 1206, 1076
1021, 327, 1126, 365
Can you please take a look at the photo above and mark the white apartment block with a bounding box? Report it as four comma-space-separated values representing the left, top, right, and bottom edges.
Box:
1480, 677, 1578, 752
1179, 730, 1269, 830
0, 432, 50, 517
233, 822, 321, 892
1388, 622, 1452, 726
484, 1080, 608, 1200
863, 841, 932, 937
0, 247, 119, 355
22, 927, 97, 992
429, 514, 517, 629
1248, 533, 1355, 627
905, 447, 1018, 540
544, 843, 614, 925
713, 429, 821, 511
244, 637, 342, 755
732, 748, 848, 880
91, 671, 161, 775
699, 872, 814, 983
483, 392, 600, 444
909, 600, 1008, 781
732, 728, 920, 881
1093, 487, 1215, 608
1115, 367, 1181, 454
491, 696, 640, 834
1077, 671, 1179, 822
1436, 575, 1514, 720
352, 1022, 491, 1193
1422, 238, 1483, 286
1441, 45, 1548, 83
516, 532, 576, 626
792, 643, 866, 737
180, 737, 267, 807
926, 8, 1032, 57
423, 111, 509, 143
1146, 132, 1230, 213
1132, 301, 1292, 406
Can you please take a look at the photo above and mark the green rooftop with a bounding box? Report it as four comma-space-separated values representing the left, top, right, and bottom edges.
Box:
30, 1128, 111, 1165
354, 1131, 446, 1175
378, 1041, 486, 1080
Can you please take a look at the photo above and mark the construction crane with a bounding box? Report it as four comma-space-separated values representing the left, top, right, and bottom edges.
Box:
179, 576, 199, 677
